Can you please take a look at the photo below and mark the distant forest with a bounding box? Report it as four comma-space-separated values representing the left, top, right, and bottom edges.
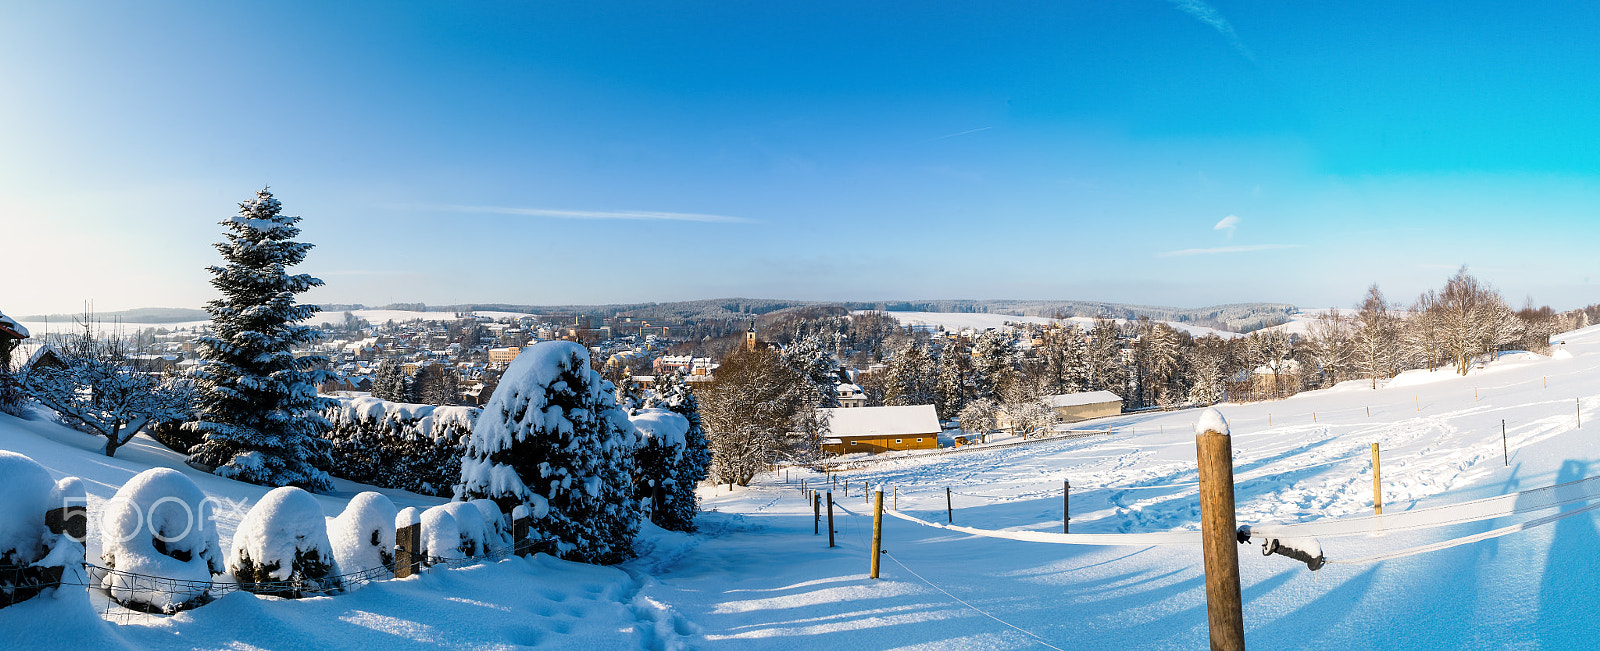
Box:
344, 298, 1296, 333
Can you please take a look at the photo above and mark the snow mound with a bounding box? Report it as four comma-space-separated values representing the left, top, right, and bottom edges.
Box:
328, 492, 397, 588
0, 450, 56, 565
100, 468, 225, 611
418, 505, 461, 564
632, 409, 690, 460
229, 486, 340, 597
1196, 408, 1229, 436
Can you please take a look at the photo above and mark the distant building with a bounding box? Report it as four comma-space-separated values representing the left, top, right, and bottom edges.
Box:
820, 405, 941, 455
488, 346, 520, 368
836, 383, 868, 408
1044, 391, 1123, 423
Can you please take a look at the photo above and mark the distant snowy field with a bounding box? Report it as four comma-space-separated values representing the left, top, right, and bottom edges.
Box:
6, 326, 1600, 648
13, 310, 536, 338
867, 310, 1244, 338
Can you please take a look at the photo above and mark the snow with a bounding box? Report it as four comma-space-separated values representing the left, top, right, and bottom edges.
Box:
0, 310, 27, 338
631, 408, 690, 458
228, 486, 339, 586
822, 405, 942, 437
99, 468, 225, 611
0, 451, 56, 564
328, 492, 397, 586
865, 310, 1244, 338
1044, 390, 1125, 408
1195, 407, 1230, 436
418, 506, 461, 563
8, 321, 1600, 648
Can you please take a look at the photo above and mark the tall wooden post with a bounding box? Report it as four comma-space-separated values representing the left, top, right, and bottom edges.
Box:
1063, 479, 1070, 534
814, 493, 821, 535
893, 486, 898, 511
870, 489, 885, 579
396, 522, 422, 578
1196, 415, 1245, 651
826, 492, 836, 548
513, 516, 532, 556
1372, 443, 1383, 516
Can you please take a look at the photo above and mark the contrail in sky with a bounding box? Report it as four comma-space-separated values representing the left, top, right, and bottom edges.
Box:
1166, 0, 1255, 61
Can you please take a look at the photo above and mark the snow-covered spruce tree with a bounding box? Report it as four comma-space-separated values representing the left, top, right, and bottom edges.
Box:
369, 359, 408, 402
642, 371, 711, 532
456, 341, 642, 564
186, 188, 335, 492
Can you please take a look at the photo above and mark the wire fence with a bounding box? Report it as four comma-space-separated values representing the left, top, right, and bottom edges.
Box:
12, 538, 535, 624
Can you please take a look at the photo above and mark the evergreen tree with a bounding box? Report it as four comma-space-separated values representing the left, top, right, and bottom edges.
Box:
970, 330, 1017, 400
457, 341, 641, 564
641, 371, 711, 532
884, 342, 937, 406
934, 349, 966, 421
186, 189, 334, 492
781, 333, 841, 408
370, 359, 408, 402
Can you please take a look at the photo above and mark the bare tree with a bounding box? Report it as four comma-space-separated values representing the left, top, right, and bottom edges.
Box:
1354, 285, 1402, 388
19, 320, 191, 457
697, 346, 822, 485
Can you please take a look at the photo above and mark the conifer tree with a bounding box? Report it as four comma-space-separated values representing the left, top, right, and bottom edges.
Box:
457, 341, 641, 564
370, 359, 408, 402
642, 371, 711, 531
186, 188, 334, 492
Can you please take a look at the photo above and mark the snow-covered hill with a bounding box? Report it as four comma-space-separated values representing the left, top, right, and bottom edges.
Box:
868, 310, 1243, 338
5, 325, 1600, 649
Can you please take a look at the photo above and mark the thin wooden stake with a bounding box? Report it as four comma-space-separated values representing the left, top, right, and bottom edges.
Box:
814, 493, 821, 535
1475, 387, 1479, 402
1416, 395, 1420, 411
946, 487, 953, 523
1063, 479, 1070, 534
1196, 420, 1245, 651
1502, 419, 1509, 466
1366, 405, 1370, 417
893, 486, 898, 511
1268, 413, 1272, 427
827, 492, 836, 548
1372, 443, 1383, 516
1313, 412, 1317, 423
870, 489, 884, 579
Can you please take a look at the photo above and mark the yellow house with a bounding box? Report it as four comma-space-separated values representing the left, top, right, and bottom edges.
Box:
820, 405, 941, 455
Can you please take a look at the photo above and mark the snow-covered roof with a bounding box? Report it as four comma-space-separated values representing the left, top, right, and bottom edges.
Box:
822, 405, 941, 437
1045, 391, 1123, 408
0, 311, 27, 339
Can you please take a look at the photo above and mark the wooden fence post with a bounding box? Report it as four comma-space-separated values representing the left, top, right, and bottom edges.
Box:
513, 516, 532, 557
814, 493, 821, 535
1195, 411, 1245, 651
870, 489, 884, 579
396, 522, 422, 578
946, 487, 953, 523
1372, 443, 1383, 516
826, 492, 836, 548
1063, 479, 1070, 534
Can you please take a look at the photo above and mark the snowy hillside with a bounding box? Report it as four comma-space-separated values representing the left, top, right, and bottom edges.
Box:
871, 310, 1244, 338
5, 325, 1600, 648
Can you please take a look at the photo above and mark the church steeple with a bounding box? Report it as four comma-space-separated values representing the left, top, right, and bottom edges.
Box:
744, 320, 758, 351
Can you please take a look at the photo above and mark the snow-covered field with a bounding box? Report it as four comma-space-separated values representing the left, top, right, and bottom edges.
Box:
13, 309, 535, 339
868, 310, 1242, 339
6, 326, 1600, 648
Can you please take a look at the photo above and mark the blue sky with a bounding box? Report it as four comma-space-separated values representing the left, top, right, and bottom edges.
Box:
3, 1, 1598, 315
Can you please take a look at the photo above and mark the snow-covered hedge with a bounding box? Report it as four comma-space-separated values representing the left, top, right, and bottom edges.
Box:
229, 486, 340, 598
630, 409, 691, 530
328, 492, 396, 588
418, 505, 461, 565
0, 451, 86, 608
99, 467, 224, 612
322, 396, 478, 497
457, 341, 643, 564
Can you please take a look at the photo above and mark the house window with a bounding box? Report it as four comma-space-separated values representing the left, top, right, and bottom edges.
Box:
895, 439, 903, 444
851, 441, 859, 445
916, 438, 923, 442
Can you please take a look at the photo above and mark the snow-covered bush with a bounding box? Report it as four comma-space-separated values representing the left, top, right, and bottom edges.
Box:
468, 498, 512, 552
630, 409, 691, 530
328, 492, 396, 587
642, 372, 711, 532
418, 506, 461, 565
321, 396, 478, 497
0, 452, 86, 608
229, 486, 340, 597
100, 467, 224, 612
457, 340, 643, 564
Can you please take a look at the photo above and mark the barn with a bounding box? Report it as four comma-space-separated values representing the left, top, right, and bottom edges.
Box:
820, 404, 941, 455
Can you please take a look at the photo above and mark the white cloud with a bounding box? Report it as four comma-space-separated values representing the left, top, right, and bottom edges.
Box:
1157, 243, 1302, 257
1166, 0, 1255, 61
1213, 214, 1240, 238
415, 204, 755, 224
